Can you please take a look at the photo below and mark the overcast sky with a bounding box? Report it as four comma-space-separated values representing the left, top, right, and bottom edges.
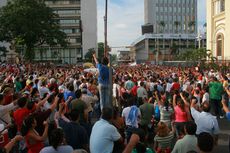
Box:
97, 0, 206, 48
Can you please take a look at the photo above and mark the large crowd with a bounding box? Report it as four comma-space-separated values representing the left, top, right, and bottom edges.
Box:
0, 55, 230, 153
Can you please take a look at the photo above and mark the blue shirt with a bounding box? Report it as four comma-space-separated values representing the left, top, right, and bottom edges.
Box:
191, 107, 219, 135
90, 119, 121, 153
64, 90, 76, 101
227, 112, 230, 121
97, 64, 109, 85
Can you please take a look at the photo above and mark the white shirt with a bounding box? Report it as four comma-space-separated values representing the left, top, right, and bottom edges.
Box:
202, 92, 209, 103
39, 86, 49, 98
0, 103, 16, 126
191, 107, 219, 135
40, 145, 73, 153
122, 106, 141, 128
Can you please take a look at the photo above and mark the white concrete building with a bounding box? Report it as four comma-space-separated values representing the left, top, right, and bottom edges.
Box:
32, 0, 97, 64
132, 0, 198, 63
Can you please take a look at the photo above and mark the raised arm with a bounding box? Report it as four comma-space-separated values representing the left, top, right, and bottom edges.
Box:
225, 87, 230, 96
222, 100, 230, 113
154, 91, 163, 106
36, 94, 50, 109
179, 92, 190, 107
93, 52, 99, 64
172, 94, 177, 108
28, 121, 48, 141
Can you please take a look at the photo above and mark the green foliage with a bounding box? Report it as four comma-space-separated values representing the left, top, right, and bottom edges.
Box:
159, 21, 165, 33
110, 54, 117, 64
98, 42, 105, 60
170, 43, 179, 55
0, 0, 68, 61
0, 46, 8, 57
84, 48, 94, 62
176, 48, 208, 61
84, 42, 108, 62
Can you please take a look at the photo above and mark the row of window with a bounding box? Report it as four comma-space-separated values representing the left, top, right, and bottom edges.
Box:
61, 28, 80, 34
59, 19, 80, 24
45, 0, 80, 5
156, 6, 194, 13
68, 38, 81, 43
34, 48, 82, 59
156, 0, 195, 5
156, 15, 195, 22
54, 9, 81, 15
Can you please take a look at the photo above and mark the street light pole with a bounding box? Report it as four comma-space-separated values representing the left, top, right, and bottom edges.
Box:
104, 0, 108, 57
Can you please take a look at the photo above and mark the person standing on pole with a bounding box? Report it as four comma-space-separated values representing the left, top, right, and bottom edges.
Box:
93, 52, 111, 110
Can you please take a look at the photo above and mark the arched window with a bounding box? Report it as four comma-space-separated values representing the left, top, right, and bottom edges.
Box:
216, 34, 224, 57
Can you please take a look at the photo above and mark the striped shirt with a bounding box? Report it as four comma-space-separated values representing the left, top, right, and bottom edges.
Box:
154, 132, 174, 149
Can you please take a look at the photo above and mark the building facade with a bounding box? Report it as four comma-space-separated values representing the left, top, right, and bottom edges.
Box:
207, 0, 230, 60
132, 0, 198, 63
33, 0, 97, 64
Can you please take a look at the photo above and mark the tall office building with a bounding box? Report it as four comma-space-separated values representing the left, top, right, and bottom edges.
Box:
33, 0, 97, 64
132, 0, 198, 63
207, 0, 230, 60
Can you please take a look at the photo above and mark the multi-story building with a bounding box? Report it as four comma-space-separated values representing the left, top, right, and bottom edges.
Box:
207, 0, 230, 60
32, 0, 97, 64
132, 0, 198, 63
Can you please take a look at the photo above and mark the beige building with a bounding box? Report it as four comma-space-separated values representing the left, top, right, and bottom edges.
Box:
207, 0, 230, 60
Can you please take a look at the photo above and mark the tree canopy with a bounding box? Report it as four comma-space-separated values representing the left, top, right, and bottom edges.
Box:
84, 42, 108, 62
0, 0, 68, 60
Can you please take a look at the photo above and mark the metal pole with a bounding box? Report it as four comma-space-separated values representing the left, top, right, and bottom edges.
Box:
109, 53, 113, 108
104, 0, 108, 57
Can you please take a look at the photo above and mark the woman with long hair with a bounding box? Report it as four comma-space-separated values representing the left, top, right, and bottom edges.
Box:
21, 115, 48, 153
154, 122, 175, 153
173, 94, 189, 138
40, 128, 73, 153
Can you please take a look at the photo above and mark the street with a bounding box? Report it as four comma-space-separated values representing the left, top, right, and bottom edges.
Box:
213, 118, 230, 153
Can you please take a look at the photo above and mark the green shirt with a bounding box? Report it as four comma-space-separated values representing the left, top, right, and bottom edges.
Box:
139, 103, 155, 126
209, 81, 223, 100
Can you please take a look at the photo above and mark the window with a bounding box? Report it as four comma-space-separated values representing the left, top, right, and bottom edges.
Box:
216, 34, 224, 57
214, 0, 225, 15
55, 10, 80, 15
59, 19, 80, 24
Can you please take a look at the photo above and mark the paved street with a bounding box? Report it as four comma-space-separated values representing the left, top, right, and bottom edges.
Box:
213, 118, 230, 153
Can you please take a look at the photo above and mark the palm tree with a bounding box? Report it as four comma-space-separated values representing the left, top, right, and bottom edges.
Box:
174, 21, 181, 33
159, 21, 166, 59
188, 21, 196, 33
159, 21, 165, 33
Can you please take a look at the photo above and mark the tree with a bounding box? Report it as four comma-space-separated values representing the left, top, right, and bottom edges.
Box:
84, 48, 94, 62
159, 21, 165, 33
188, 21, 196, 33
0, 0, 68, 61
110, 54, 117, 64
84, 42, 108, 62
174, 21, 181, 33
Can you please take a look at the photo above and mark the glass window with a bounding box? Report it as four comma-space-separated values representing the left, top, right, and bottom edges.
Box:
56, 10, 80, 15
216, 34, 224, 56
59, 19, 80, 24
215, 0, 225, 15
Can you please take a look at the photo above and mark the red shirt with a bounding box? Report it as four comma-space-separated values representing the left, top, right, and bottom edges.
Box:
171, 82, 180, 92
25, 132, 44, 153
131, 85, 138, 96
13, 108, 32, 131
174, 106, 188, 122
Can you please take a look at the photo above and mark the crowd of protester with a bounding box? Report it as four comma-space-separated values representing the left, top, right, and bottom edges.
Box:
0, 56, 229, 153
